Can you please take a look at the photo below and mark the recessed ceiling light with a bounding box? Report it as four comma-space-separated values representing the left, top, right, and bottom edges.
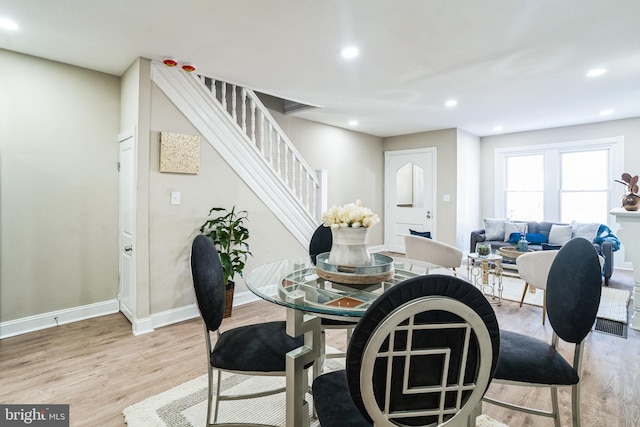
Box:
348, 120, 358, 126
600, 109, 614, 116
492, 126, 503, 132
587, 68, 607, 77
445, 99, 458, 108
341, 46, 359, 59
0, 17, 18, 31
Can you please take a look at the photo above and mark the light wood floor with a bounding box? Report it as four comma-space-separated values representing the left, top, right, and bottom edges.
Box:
0, 270, 638, 427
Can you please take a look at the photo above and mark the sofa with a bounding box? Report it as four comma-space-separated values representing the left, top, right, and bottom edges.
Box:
470, 219, 619, 286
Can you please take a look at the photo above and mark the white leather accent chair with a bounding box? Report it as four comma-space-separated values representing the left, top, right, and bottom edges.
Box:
403, 234, 464, 276
516, 250, 558, 324
517, 251, 604, 324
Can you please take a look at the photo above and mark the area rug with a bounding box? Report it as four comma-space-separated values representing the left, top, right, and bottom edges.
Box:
458, 269, 543, 307
596, 287, 630, 324
500, 276, 543, 307
123, 359, 510, 427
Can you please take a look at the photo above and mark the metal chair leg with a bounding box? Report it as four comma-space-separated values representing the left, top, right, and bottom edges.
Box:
213, 369, 222, 423
572, 383, 581, 427
206, 366, 214, 426
551, 386, 561, 427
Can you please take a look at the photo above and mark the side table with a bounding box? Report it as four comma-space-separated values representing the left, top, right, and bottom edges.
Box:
467, 252, 503, 305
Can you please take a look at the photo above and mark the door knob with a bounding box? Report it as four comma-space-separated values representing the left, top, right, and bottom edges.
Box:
426, 210, 431, 219
124, 245, 132, 252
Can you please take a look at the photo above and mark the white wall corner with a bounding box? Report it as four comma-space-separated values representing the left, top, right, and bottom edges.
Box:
132, 317, 155, 336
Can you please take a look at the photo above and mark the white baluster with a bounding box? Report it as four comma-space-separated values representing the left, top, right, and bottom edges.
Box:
231, 85, 237, 122
298, 162, 304, 199
221, 82, 227, 110
274, 134, 281, 168
276, 133, 282, 176
260, 112, 265, 151
241, 88, 247, 134
284, 146, 289, 186
250, 100, 256, 144
211, 79, 217, 100
306, 175, 311, 211
266, 122, 272, 157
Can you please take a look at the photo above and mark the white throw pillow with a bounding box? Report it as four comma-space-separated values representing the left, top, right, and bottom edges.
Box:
571, 221, 600, 242
503, 221, 527, 242
483, 218, 505, 241
548, 224, 572, 245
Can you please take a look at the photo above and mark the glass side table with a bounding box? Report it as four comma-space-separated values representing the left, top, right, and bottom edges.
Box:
467, 252, 503, 305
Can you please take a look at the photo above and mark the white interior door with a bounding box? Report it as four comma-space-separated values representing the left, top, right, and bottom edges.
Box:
119, 130, 136, 324
384, 148, 436, 253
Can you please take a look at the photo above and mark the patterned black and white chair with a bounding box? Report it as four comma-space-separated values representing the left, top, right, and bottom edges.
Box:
484, 237, 602, 427
309, 224, 357, 362
191, 235, 310, 426
313, 274, 500, 426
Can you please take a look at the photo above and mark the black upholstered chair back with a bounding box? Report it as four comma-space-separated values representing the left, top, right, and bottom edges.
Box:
191, 235, 226, 333
309, 224, 332, 265
346, 274, 500, 425
546, 237, 603, 344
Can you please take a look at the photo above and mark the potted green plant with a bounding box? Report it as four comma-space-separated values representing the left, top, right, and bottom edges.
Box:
475, 242, 491, 258
199, 206, 252, 317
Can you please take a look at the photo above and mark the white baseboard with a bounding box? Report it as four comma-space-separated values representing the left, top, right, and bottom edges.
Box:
0, 300, 120, 340
136, 292, 265, 334
150, 304, 200, 331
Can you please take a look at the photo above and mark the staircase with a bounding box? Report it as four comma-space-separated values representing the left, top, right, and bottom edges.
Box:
151, 61, 325, 247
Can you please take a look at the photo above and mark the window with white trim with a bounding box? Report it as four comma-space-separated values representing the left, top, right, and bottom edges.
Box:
495, 137, 623, 226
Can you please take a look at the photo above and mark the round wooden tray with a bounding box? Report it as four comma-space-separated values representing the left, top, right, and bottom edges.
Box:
499, 246, 533, 259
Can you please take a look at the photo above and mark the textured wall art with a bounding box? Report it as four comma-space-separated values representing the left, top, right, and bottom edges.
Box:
160, 131, 200, 174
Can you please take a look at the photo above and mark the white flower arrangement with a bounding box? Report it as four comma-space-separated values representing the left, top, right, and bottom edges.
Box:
321, 199, 380, 229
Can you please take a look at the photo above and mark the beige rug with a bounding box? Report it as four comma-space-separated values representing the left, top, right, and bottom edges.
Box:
123, 356, 510, 427
597, 287, 631, 323
457, 268, 543, 307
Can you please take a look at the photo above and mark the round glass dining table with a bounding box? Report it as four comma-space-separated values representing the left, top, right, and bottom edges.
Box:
245, 255, 450, 320
244, 255, 451, 427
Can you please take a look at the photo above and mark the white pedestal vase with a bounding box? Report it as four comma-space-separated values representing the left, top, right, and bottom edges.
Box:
328, 227, 371, 266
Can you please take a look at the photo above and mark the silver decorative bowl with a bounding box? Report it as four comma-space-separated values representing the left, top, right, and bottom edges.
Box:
315, 252, 395, 285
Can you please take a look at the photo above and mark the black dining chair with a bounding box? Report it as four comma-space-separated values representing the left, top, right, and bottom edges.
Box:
191, 235, 310, 426
313, 274, 500, 426
483, 237, 603, 427
309, 224, 358, 362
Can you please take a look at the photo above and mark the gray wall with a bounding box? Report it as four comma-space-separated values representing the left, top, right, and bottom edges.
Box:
0, 49, 120, 322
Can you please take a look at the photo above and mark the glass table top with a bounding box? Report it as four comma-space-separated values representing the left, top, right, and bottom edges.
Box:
244, 256, 450, 319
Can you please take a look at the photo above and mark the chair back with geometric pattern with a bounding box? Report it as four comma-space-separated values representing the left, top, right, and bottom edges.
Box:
346, 274, 500, 426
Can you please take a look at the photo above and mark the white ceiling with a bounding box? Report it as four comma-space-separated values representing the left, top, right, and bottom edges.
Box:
1, 0, 639, 137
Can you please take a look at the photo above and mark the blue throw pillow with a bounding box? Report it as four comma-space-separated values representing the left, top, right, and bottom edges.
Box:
508, 232, 521, 244
526, 233, 547, 244
409, 229, 431, 239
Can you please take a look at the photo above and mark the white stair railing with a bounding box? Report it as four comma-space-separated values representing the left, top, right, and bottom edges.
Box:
198, 75, 320, 217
